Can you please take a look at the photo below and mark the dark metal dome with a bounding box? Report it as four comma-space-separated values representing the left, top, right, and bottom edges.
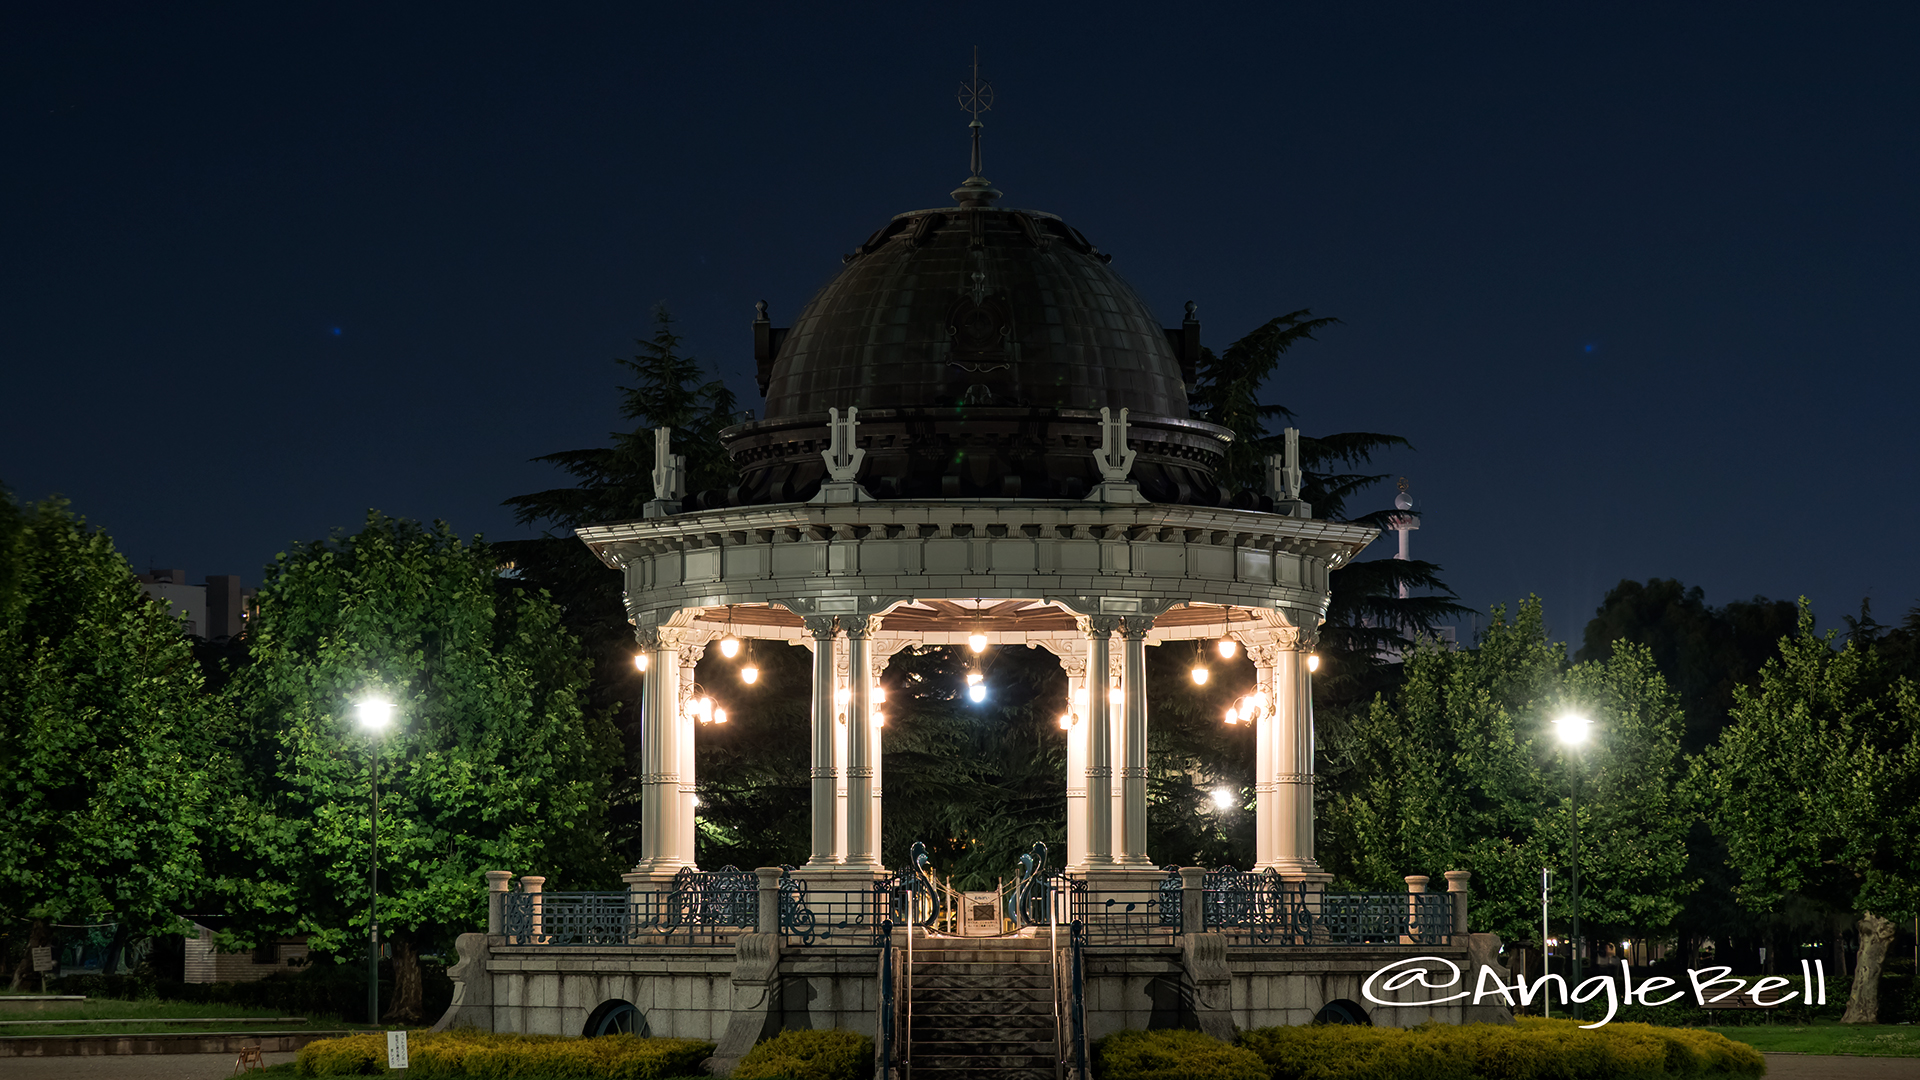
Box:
712, 192, 1233, 507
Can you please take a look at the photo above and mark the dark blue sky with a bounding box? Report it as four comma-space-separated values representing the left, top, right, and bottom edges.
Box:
4, 3, 1915, 639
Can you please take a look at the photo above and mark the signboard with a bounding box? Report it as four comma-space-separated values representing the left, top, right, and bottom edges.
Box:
386, 1030, 409, 1070
960, 892, 1001, 936
30, 947, 55, 973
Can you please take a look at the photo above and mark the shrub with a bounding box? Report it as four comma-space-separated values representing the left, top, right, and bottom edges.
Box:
731, 1029, 873, 1080
1237, 1018, 1766, 1080
1094, 1028, 1267, 1080
295, 1030, 714, 1077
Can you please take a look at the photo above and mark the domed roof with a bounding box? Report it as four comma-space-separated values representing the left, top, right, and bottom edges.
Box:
713, 184, 1233, 508
761, 205, 1189, 418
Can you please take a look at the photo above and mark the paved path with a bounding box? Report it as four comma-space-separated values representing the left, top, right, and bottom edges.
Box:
1763, 1052, 1920, 1078
0, 1050, 298, 1077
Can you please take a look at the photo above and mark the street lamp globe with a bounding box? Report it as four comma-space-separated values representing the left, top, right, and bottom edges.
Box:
1554, 713, 1592, 745
356, 697, 394, 732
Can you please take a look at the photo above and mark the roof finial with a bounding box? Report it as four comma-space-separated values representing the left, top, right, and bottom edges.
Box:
951, 46, 1002, 207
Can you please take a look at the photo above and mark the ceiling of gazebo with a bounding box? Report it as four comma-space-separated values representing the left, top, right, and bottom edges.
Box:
680, 598, 1280, 645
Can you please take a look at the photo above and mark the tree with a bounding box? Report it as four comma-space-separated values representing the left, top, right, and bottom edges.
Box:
1323, 599, 1697, 948
1700, 603, 1920, 1023
502, 305, 740, 865
0, 495, 220, 989
1577, 578, 1798, 754
220, 513, 618, 1022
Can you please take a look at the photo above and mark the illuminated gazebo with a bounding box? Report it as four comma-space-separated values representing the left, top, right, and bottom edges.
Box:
576, 161, 1376, 893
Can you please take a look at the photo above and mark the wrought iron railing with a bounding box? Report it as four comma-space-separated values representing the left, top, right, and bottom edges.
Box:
777, 873, 891, 948
1067, 874, 1180, 946
499, 866, 758, 946
1199, 867, 1453, 946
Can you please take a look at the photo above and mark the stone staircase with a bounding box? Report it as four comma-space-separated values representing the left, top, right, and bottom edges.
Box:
906, 933, 1059, 1080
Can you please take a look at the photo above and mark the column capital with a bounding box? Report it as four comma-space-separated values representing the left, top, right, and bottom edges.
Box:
802, 615, 838, 639
1247, 643, 1282, 667
1278, 626, 1320, 651
635, 626, 686, 651
677, 642, 706, 667
1078, 615, 1122, 636
840, 615, 874, 639
1119, 615, 1155, 639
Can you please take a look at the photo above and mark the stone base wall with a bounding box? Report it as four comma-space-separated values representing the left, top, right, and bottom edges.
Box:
1078, 941, 1490, 1041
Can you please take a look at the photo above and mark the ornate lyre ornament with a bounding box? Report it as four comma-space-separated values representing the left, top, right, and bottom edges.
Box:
822, 407, 866, 482
1094, 407, 1137, 483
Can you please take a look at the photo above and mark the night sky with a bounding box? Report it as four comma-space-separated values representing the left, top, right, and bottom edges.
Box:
5, 4, 1915, 639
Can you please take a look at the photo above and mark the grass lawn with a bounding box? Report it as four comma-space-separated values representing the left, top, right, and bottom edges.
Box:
0, 996, 367, 1036
1708, 1022, 1920, 1057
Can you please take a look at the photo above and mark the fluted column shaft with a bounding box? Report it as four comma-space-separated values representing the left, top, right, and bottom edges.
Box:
1249, 644, 1281, 871
842, 616, 877, 867
1119, 616, 1154, 865
804, 616, 839, 867
676, 641, 704, 869
1273, 630, 1324, 876
636, 628, 684, 872
1081, 616, 1120, 866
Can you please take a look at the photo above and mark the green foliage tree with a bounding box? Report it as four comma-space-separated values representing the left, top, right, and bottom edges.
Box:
0, 495, 220, 989
1700, 603, 1920, 1023
1324, 599, 1696, 948
221, 513, 618, 1022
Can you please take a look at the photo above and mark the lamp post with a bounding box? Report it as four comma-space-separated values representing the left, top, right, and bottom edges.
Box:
1554, 712, 1591, 1020
356, 697, 395, 1026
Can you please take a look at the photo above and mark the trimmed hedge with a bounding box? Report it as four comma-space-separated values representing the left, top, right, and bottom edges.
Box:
731, 1029, 873, 1080
295, 1030, 714, 1078
1237, 1018, 1766, 1080
1094, 1029, 1266, 1080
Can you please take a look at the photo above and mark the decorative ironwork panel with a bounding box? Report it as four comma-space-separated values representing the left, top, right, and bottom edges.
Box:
1069, 876, 1179, 946
675, 865, 758, 929
778, 873, 886, 948
1156, 865, 1182, 927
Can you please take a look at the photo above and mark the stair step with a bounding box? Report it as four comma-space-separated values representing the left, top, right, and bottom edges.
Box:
913, 1054, 1055, 1070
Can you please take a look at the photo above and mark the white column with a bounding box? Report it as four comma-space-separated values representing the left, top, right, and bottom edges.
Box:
834, 634, 850, 861
1118, 616, 1154, 865
633, 627, 684, 874
842, 616, 877, 868
868, 640, 905, 866
803, 616, 839, 867
1249, 643, 1281, 871
1081, 616, 1120, 867
1039, 642, 1090, 870
1273, 628, 1326, 878
676, 639, 705, 870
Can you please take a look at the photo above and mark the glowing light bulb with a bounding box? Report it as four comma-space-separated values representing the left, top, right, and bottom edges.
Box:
1108, 686, 1123, 705
1217, 639, 1238, 660
1073, 688, 1088, 710
966, 672, 983, 686
1251, 691, 1269, 710
968, 683, 987, 703
1555, 714, 1592, 745
968, 633, 988, 654
1191, 665, 1209, 686
1211, 787, 1235, 810
836, 687, 852, 706
356, 697, 394, 732
871, 710, 885, 727
713, 707, 729, 724
634, 654, 649, 672
1225, 706, 1239, 725
1307, 654, 1320, 672
871, 686, 885, 704
741, 665, 759, 684
1058, 713, 1072, 730
719, 636, 740, 659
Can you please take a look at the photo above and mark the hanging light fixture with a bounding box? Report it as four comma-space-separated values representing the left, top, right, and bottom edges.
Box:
1058, 712, 1072, 730
1217, 638, 1238, 660
1224, 704, 1240, 725
1108, 677, 1123, 706
872, 686, 886, 704
740, 639, 758, 684
871, 709, 886, 727
968, 600, 988, 653
634, 653, 649, 672
712, 706, 729, 724
1190, 641, 1209, 686
1307, 654, 1320, 673
718, 606, 741, 659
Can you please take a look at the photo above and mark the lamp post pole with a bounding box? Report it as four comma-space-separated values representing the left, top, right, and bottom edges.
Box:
1554, 713, 1591, 1023
368, 734, 380, 1027
356, 698, 395, 1027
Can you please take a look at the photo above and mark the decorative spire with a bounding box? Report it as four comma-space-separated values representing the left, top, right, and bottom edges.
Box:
952, 47, 1002, 207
